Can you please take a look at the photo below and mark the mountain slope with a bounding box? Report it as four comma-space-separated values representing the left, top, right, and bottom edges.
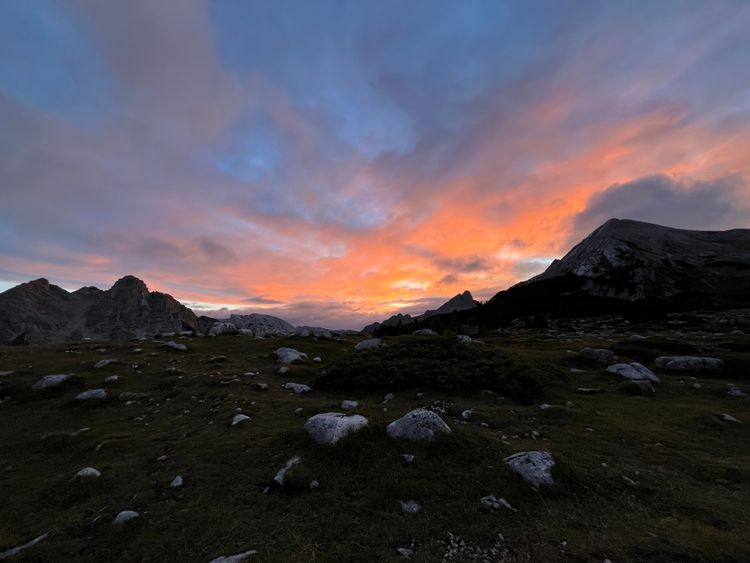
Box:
0, 276, 198, 345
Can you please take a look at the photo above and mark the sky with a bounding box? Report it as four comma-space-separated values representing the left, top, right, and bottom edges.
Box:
1, 0, 749, 329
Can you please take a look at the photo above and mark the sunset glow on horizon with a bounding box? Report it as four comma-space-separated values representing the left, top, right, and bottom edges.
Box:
2, 1, 750, 328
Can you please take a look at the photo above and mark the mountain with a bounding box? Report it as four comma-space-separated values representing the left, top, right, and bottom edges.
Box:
0, 275, 198, 345
467, 218, 750, 326
361, 290, 478, 335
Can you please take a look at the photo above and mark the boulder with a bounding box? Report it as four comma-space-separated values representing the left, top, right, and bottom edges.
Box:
355, 338, 384, 351
209, 322, 238, 336
112, 510, 139, 526
386, 409, 452, 441
304, 412, 369, 445
655, 356, 723, 371
74, 467, 101, 478
75, 389, 107, 400
31, 374, 71, 390
504, 451, 555, 488
412, 329, 438, 336
607, 363, 660, 383
283, 382, 311, 394
274, 347, 308, 364
578, 347, 615, 364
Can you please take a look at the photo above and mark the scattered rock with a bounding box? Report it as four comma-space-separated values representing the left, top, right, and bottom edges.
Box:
31, 374, 71, 390
396, 546, 414, 558
461, 409, 472, 420
253, 383, 269, 391
209, 355, 227, 363
313, 356, 322, 363
504, 451, 555, 488
341, 400, 359, 410
399, 499, 422, 515
355, 338, 384, 351
607, 363, 660, 383
278, 367, 288, 375
112, 510, 139, 526
0, 532, 49, 560
480, 494, 516, 511
209, 322, 238, 337
456, 335, 473, 344
75, 389, 107, 400
104, 375, 119, 383
718, 413, 741, 424
387, 409, 452, 441
273, 455, 300, 486
412, 329, 438, 336
401, 454, 416, 464
0, 371, 14, 377
74, 467, 101, 479
231, 414, 250, 426
304, 412, 369, 445
309, 480, 320, 489
93, 359, 120, 369
162, 341, 188, 351
274, 347, 308, 364
170, 475, 183, 489
294, 407, 303, 414
655, 356, 723, 370
578, 347, 615, 364
382, 393, 394, 404
284, 382, 311, 394
209, 550, 258, 563
727, 386, 747, 398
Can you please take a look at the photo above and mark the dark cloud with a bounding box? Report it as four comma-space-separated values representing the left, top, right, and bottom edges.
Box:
242, 295, 284, 305
573, 174, 750, 241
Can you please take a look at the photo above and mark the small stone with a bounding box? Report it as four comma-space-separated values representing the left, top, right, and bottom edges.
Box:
399, 499, 421, 515
274, 347, 307, 364
31, 374, 71, 390
0, 371, 14, 377
157, 455, 168, 462
162, 341, 188, 351
313, 356, 322, 363
461, 409, 472, 420
278, 367, 289, 375
341, 400, 359, 410
284, 382, 311, 394
273, 455, 300, 486
93, 359, 119, 369
727, 387, 747, 398
209, 550, 258, 563
480, 494, 516, 511
170, 475, 183, 488
400, 454, 416, 464
74, 467, 101, 478
231, 414, 250, 426
504, 451, 556, 488
104, 375, 119, 383
718, 413, 741, 424
576, 387, 603, 394
112, 510, 139, 526
578, 347, 615, 364
76, 389, 107, 400
294, 407, 303, 414
382, 393, 394, 404
396, 547, 414, 558
253, 383, 269, 391
309, 480, 320, 489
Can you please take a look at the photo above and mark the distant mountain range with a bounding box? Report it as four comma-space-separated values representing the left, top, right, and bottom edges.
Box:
2, 218, 749, 344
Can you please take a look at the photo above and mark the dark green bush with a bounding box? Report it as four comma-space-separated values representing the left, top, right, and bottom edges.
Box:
314, 337, 543, 403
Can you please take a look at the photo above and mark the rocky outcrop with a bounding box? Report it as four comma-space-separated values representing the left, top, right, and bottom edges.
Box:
0, 276, 198, 345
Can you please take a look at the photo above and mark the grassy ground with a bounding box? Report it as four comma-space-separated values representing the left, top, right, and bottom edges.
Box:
0, 317, 749, 562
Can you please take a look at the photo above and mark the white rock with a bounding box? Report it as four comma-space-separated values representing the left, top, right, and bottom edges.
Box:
274, 347, 308, 364
163, 341, 188, 351
284, 382, 311, 394
461, 409, 473, 420
253, 383, 269, 391
0, 532, 49, 560
76, 389, 107, 400
231, 414, 250, 426
74, 467, 101, 478
578, 347, 615, 364
313, 356, 322, 363
93, 359, 118, 369
0, 370, 14, 377
304, 412, 369, 445
400, 454, 416, 464
396, 547, 414, 558
399, 499, 422, 515
655, 356, 722, 370
504, 451, 556, 488
112, 510, 139, 526
278, 366, 289, 375
104, 375, 119, 383
209, 322, 238, 337
309, 480, 320, 489
341, 400, 359, 410
480, 494, 516, 511
31, 374, 71, 390
294, 407, 303, 414
386, 409, 452, 441
209, 550, 258, 563
170, 475, 183, 488
719, 413, 741, 424
412, 329, 438, 336
273, 455, 300, 486
382, 393, 394, 404
607, 363, 660, 383
355, 338, 384, 351
456, 335, 473, 344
